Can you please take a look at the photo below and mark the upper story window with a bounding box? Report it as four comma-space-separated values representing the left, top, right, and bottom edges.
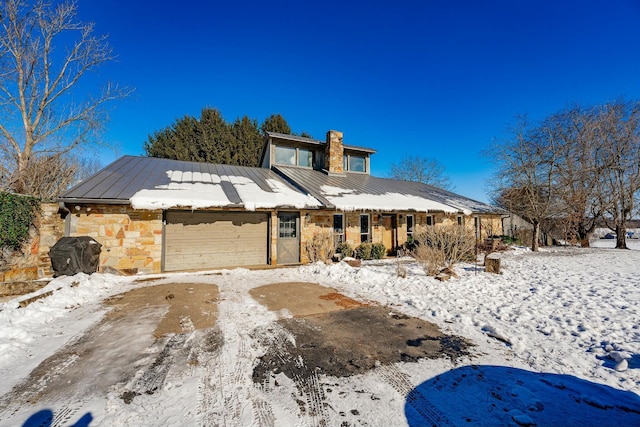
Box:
299, 148, 313, 167
275, 145, 296, 165
274, 145, 314, 168
350, 155, 366, 172
343, 153, 367, 173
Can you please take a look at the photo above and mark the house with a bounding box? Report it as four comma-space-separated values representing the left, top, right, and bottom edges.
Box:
57, 130, 504, 274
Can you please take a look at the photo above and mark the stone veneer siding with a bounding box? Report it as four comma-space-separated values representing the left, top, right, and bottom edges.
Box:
299, 210, 503, 262
67, 204, 163, 274
325, 130, 344, 174
0, 203, 64, 281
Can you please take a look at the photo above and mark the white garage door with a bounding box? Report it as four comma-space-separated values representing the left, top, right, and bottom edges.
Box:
164, 211, 269, 272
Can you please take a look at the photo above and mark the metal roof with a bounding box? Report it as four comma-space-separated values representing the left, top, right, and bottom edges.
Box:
273, 166, 503, 214
59, 156, 312, 207
60, 156, 502, 215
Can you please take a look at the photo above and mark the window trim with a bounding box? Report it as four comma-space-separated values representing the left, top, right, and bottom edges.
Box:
426, 215, 434, 226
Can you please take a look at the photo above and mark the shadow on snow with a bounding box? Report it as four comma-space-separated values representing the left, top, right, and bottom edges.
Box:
405, 365, 640, 427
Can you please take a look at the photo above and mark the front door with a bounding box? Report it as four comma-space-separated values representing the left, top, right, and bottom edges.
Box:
277, 212, 300, 264
382, 215, 397, 255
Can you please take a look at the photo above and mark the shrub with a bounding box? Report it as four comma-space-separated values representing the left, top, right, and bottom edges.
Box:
371, 243, 386, 259
0, 192, 41, 251
355, 242, 386, 260
413, 244, 445, 276
412, 224, 476, 276
356, 242, 373, 260
304, 230, 335, 263
336, 242, 354, 258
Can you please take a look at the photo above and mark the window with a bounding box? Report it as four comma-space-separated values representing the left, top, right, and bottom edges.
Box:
279, 213, 297, 238
275, 145, 314, 168
426, 215, 433, 226
406, 214, 414, 239
349, 155, 366, 172
298, 148, 313, 167
333, 214, 344, 244
457, 215, 464, 226
275, 146, 296, 165
360, 214, 370, 242
342, 154, 367, 172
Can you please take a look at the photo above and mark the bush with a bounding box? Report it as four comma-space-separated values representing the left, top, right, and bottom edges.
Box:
0, 192, 41, 251
371, 243, 386, 259
304, 230, 335, 263
412, 224, 476, 276
336, 242, 354, 257
356, 242, 386, 260
356, 242, 372, 260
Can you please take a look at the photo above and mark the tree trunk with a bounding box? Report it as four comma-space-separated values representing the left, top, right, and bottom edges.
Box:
580, 236, 590, 248
531, 221, 540, 252
615, 224, 628, 249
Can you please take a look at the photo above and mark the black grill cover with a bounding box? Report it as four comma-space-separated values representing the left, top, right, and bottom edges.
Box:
50, 237, 102, 277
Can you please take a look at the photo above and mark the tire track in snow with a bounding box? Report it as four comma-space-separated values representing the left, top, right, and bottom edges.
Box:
196, 287, 278, 426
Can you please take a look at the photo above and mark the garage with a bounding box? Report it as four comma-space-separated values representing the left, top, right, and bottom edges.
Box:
164, 211, 269, 272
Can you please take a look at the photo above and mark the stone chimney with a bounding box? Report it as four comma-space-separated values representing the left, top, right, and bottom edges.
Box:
325, 130, 344, 174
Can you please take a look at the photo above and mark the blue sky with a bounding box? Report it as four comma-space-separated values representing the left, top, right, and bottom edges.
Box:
77, 0, 640, 203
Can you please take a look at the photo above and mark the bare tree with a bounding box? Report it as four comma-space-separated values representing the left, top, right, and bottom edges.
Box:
389, 156, 453, 190
0, 0, 130, 197
593, 100, 640, 249
488, 116, 562, 251
544, 106, 602, 247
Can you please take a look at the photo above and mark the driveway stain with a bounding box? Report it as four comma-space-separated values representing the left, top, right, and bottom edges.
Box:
252, 282, 472, 381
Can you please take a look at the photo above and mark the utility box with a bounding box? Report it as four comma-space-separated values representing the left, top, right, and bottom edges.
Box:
50, 237, 102, 277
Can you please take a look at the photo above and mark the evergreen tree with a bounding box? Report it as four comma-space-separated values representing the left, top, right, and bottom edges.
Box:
144, 108, 296, 167
260, 113, 291, 135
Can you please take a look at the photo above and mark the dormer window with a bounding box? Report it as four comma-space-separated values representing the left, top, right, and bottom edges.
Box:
274, 145, 315, 168
299, 148, 313, 167
275, 146, 296, 165
343, 153, 367, 173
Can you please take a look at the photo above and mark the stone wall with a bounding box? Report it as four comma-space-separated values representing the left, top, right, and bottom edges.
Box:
300, 211, 333, 264
68, 204, 163, 274
0, 202, 64, 282
37, 203, 65, 277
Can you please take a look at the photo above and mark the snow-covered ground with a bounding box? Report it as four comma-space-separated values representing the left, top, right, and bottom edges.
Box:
1, 242, 639, 426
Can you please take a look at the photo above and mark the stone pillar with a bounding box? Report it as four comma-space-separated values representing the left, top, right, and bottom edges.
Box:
325, 130, 344, 174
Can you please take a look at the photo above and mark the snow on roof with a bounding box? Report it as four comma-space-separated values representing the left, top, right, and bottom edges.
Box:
319, 185, 459, 213
223, 175, 321, 211
130, 168, 321, 211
